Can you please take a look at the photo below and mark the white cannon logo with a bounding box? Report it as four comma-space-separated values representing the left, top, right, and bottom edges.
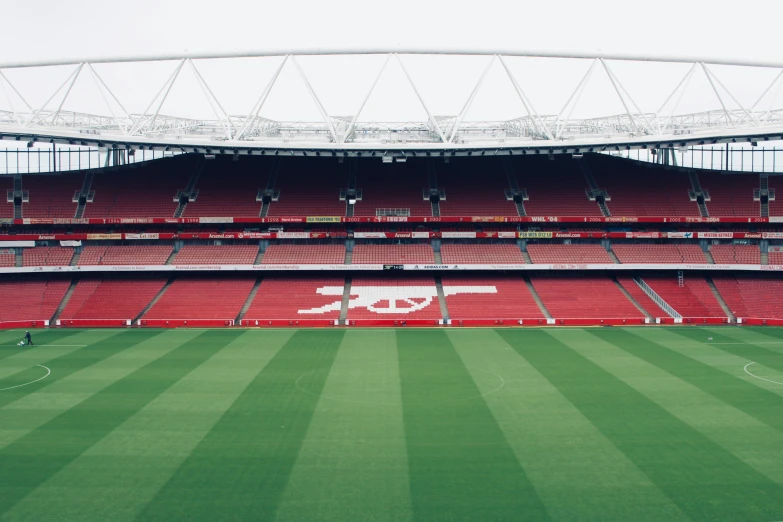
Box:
298, 286, 497, 315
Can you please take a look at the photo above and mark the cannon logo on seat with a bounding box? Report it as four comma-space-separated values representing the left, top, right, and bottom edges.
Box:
298, 286, 497, 315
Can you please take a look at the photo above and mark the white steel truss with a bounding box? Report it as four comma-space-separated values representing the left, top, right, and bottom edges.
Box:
0, 50, 782, 154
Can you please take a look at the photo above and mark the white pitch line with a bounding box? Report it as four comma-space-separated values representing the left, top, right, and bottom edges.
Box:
709, 341, 783, 345
743, 362, 783, 386
0, 364, 51, 391
0, 344, 87, 347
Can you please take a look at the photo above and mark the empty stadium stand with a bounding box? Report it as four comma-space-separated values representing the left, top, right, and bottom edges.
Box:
353, 162, 432, 217
0, 250, 14, 267
643, 275, 727, 318
266, 159, 347, 217
710, 244, 760, 264
243, 276, 345, 320
352, 244, 434, 264
699, 172, 759, 216
262, 244, 345, 264
527, 244, 613, 264
612, 244, 707, 264
616, 275, 667, 317
442, 275, 545, 320
183, 158, 262, 217
1, 177, 13, 218
440, 243, 525, 264
530, 275, 643, 318
21, 174, 81, 218
438, 160, 518, 216
78, 245, 174, 265
0, 279, 69, 321
711, 275, 783, 319
142, 277, 255, 320
22, 246, 74, 266
172, 245, 258, 265
514, 157, 602, 216
58, 278, 166, 320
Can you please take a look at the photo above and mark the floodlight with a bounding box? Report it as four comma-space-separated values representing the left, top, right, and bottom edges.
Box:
204, 154, 216, 160
382, 155, 393, 163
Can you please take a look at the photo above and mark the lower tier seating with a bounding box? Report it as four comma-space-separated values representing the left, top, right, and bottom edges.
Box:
78, 245, 174, 265
352, 244, 434, 264
22, 247, 74, 267
530, 275, 643, 318
527, 244, 613, 264
59, 278, 167, 320
0, 250, 15, 267
442, 275, 544, 320
440, 244, 525, 264
768, 251, 783, 265
710, 244, 760, 264
244, 277, 345, 320
262, 245, 346, 264
347, 276, 442, 320
711, 275, 783, 318
642, 275, 726, 318
0, 280, 69, 321
143, 277, 255, 320
172, 245, 259, 265
612, 244, 707, 264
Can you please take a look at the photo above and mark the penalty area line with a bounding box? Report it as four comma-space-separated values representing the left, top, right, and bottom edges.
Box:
743, 362, 783, 386
0, 364, 51, 391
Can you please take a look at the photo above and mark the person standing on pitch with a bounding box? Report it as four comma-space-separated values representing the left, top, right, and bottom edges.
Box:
24, 331, 33, 346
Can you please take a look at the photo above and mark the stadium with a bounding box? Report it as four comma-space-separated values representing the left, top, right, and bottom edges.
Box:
2, 16, 783, 521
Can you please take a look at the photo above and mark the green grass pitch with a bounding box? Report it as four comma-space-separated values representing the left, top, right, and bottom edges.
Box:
1, 326, 783, 521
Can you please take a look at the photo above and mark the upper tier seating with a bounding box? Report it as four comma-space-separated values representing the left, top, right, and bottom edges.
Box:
347, 276, 442, 320
183, 157, 263, 217
440, 244, 526, 264
78, 245, 173, 265
143, 277, 255, 320
527, 244, 613, 264
266, 158, 347, 217
513, 156, 602, 216
22, 246, 74, 266
712, 275, 783, 318
1, 177, 13, 218
588, 155, 700, 216
353, 162, 432, 217
442, 275, 544, 320
172, 245, 258, 265
699, 172, 759, 217
768, 251, 783, 265
0, 250, 14, 267
262, 244, 345, 264
84, 157, 194, 218
612, 244, 707, 264
710, 244, 760, 264
21, 174, 82, 218
438, 159, 519, 216
530, 275, 643, 318
768, 177, 783, 216
352, 244, 434, 264
59, 278, 166, 320
0, 280, 69, 321
643, 275, 726, 318
243, 276, 345, 320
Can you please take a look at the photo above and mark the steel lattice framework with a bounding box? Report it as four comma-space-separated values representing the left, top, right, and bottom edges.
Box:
1, 49, 783, 156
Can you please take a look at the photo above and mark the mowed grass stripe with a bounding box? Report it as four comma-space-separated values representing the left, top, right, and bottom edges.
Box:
398, 330, 549, 522
595, 328, 783, 433
275, 330, 412, 522
136, 330, 345, 522
4, 330, 294, 522
0, 329, 238, 516
0, 329, 143, 411
673, 327, 783, 373
0, 328, 88, 366
448, 329, 688, 522
501, 329, 783, 522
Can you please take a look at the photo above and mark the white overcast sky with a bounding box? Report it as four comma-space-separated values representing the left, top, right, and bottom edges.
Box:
0, 0, 781, 124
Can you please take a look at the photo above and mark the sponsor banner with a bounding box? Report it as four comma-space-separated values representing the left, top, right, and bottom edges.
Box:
763, 232, 783, 239
626, 232, 661, 239
354, 232, 389, 239
60, 240, 82, 247
277, 232, 311, 239
742, 233, 762, 239
442, 232, 477, 238
769, 217, 783, 223
0, 218, 13, 225
769, 246, 783, 252
86, 233, 122, 240
412, 231, 430, 239
667, 232, 695, 239
106, 218, 154, 224
198, 217, 234, 224
698, 232, 734, 239
126, 233, 160, 240
496, 231, 517, 239
306, 216, 341, 223
553, 233, 584, 238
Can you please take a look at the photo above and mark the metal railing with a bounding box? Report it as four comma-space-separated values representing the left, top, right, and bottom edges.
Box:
633, 276, 682, 320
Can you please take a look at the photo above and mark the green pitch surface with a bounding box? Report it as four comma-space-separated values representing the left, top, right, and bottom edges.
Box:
2, 327, 783, 521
